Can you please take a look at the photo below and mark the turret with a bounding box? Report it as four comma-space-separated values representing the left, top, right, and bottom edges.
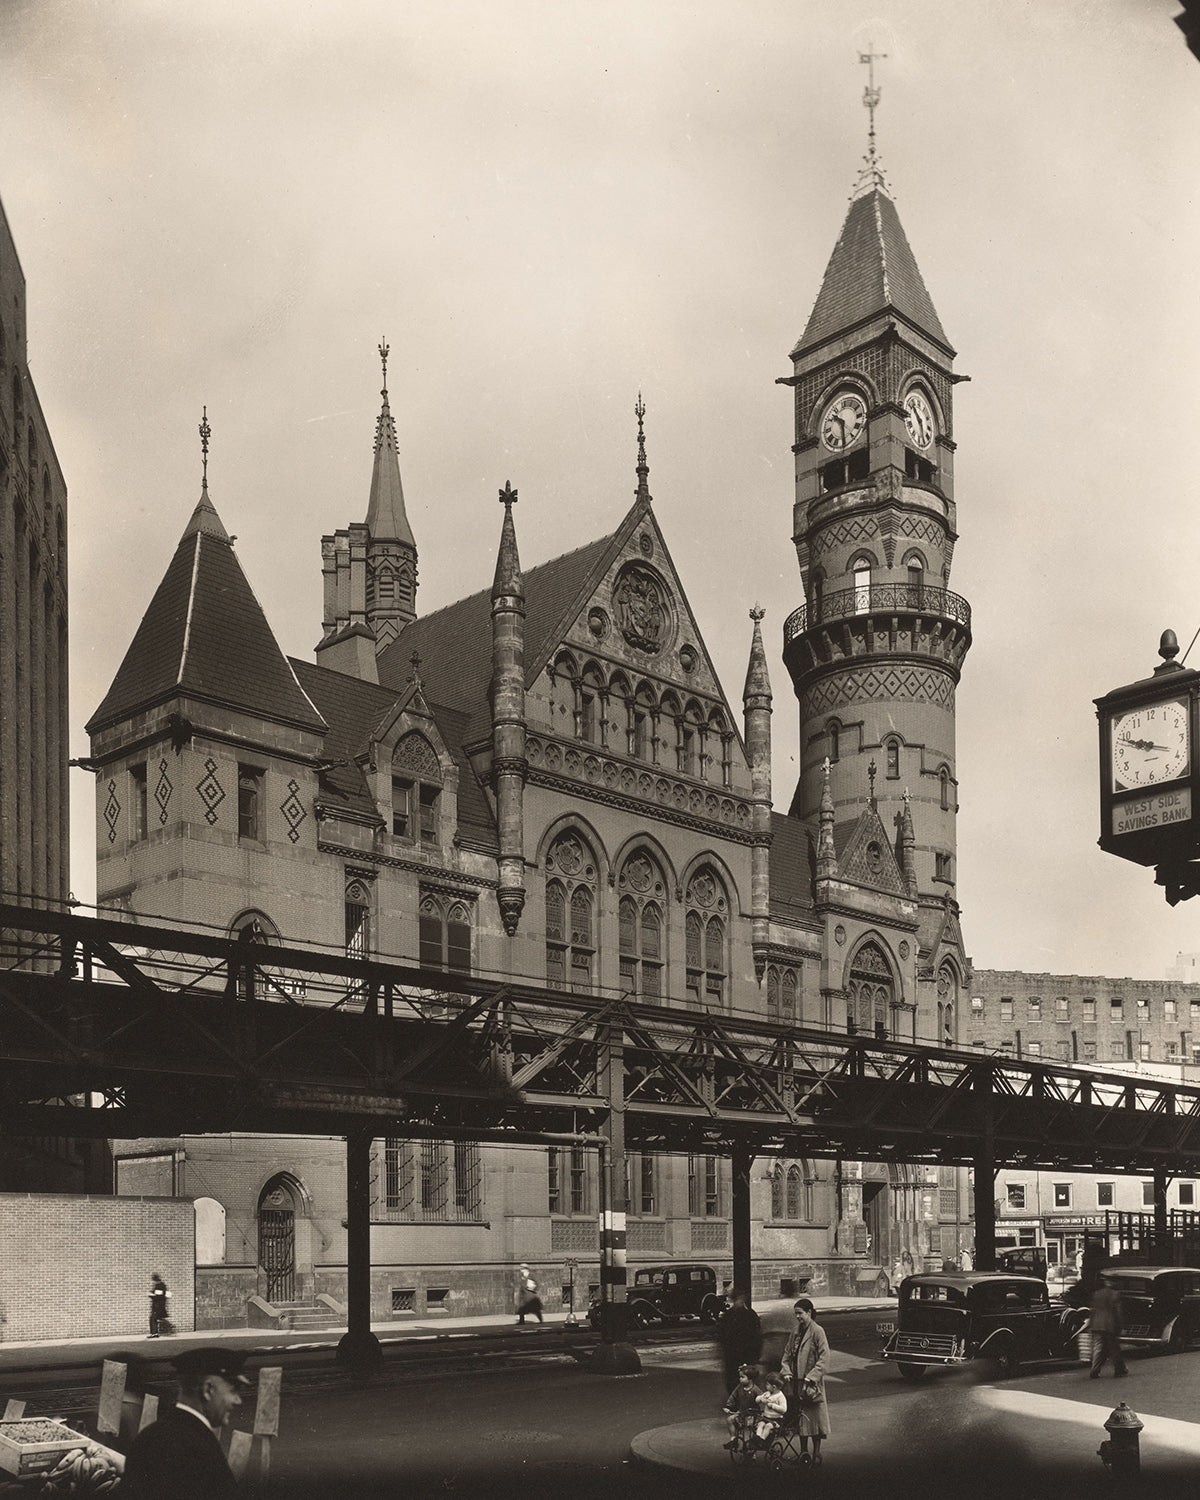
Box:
742, 606, 773, 979
490, 482, 527, 936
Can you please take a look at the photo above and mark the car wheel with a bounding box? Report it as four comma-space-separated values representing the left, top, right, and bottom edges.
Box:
700, 1296, 722, 1324
993, 1344, 1020, 1379
1168, 1322, 1188, 1355
897, 1362, 927, 1383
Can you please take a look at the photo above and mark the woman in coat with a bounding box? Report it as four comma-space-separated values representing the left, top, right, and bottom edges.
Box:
779, 1297, 830, 1465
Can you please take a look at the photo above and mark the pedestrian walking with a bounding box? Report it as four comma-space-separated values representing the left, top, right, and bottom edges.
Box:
515, 1263, 543, 1325
148, 1273, 172, 1338
715, 1288, 763, 1391
1088, 1274, 1128, 1378
120, 1347, 250, 1500
779, 1297, 831, 1466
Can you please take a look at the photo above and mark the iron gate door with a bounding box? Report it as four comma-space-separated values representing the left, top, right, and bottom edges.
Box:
260, 1208, 295, 1303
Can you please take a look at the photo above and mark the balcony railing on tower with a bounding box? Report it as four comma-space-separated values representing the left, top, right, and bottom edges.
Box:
784, 582, 971, 644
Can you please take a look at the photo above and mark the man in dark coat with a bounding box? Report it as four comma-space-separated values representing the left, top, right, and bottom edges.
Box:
715, 1289, 763, 1391
120, 1347, 251, 1500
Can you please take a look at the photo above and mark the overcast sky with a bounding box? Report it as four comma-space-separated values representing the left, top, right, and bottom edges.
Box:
3, 0, 1199, 982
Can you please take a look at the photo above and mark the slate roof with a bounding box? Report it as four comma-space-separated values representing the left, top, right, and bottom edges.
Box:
793, 188, 950, 358
376, 530, 616, 741
289, 660, 498, 846
768, 810, 816, 920
88, 492, 326, 735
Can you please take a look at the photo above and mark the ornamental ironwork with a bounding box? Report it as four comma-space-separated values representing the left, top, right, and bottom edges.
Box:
784, 583, 971, 643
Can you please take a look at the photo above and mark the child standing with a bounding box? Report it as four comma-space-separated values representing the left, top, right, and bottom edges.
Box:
754, 1371, 788, 1443
722, 1363, 761, 1449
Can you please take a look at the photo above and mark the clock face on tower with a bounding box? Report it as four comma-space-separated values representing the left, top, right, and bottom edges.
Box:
1111, 699, 1191, 790
821, 392, 867, 451
904, 391, 935, 449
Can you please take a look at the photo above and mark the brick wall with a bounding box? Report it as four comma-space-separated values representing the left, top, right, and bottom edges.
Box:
0, 1194, 194, 1342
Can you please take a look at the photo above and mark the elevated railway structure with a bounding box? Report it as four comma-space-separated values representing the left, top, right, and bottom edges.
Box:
3, 903, 1198, 1359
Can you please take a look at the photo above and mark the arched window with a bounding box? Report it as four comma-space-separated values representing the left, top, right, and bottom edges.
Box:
811, 570, 825, 621
610, 675, 632, 754
940, 767, 951, 811
579, 665, 605, 745
786, 1164, 802, 1220
885, 738, 900, 779
392, 732, 441, 846
852, 560, 872, 613
938, 965, 958, 1046
906, 557, 925, 607
766, 966, 798, 1025
828, 720, 840, 764
618, 850, 667, 1000
12, 370, 23, 432
344, 880, 371, 963
419, 892, 472, 973
633, 683, 656, 761
194, 1198, 227, 1264
847, 940, 895, 1038
545, 832, 598, 992
685, 867, 728, 1010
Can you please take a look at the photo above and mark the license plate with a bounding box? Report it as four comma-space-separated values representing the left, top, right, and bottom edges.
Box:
876, 1322, 895, 1335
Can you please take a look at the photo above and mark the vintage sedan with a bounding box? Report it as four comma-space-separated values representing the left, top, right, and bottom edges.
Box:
1098, 1266, 1200, 1353
587, 1262, 727, 1329
879, 1272, 1085, 1381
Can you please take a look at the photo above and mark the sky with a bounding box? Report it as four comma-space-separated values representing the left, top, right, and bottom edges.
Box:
2, 0, 1199, 983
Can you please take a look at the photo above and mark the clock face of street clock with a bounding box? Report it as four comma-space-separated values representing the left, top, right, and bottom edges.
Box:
821, 392, 867, 450
1111, 699, 1191, 790
904, 391, 935, 449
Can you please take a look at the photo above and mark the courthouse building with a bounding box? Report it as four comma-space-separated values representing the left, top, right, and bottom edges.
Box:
87, 146, 977, 1325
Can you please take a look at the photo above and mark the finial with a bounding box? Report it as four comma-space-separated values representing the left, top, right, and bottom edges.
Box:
853, 45, 892, 198
750, 605, 765, 624
408, 650, 422, 686
379, 337, 390, 397
1156, 628, 1185, 675
199, 406, 211, 490
499, 480, 518, 508
823, 755, 831, 777
635, 393, 652, 504
868, 757, 877, 808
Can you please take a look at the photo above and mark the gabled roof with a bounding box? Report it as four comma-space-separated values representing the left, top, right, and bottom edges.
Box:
768, 811, 816, 920
375, 529, 615, 739
793, 188, 951, 358
836, 805, 908, 896
88, 492, 326, 735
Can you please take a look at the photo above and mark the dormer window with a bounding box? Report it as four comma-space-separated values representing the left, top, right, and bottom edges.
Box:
392, 732, 442, 847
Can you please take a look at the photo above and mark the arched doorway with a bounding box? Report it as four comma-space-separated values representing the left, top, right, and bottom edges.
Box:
258, 1174, 299, 1303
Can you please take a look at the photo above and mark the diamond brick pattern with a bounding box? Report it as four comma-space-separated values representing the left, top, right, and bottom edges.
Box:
196, 758, 226, 826
103, 781, 120, 844
154, 760, 172, 825
281, 779, 306, 844
804, 665, 955, 717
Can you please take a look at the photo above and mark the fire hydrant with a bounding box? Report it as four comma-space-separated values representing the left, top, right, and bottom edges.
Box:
1098, 1402, 1143, 1478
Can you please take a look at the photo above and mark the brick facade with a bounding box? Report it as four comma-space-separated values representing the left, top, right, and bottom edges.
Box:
0, 1194, 193, 1342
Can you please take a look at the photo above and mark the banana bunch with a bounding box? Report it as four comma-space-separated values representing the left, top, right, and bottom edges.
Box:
38, 1443, 121, 1494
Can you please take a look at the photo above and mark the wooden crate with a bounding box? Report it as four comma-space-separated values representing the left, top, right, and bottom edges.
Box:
0, 1419, 85, 1478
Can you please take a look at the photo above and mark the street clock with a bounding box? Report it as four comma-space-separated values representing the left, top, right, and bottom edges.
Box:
1096, 631, 1200, 894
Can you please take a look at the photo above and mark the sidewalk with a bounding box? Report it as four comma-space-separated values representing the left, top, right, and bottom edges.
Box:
0, 1294, 890, 1371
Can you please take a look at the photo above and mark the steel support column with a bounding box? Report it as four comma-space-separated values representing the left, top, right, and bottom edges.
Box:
336, 1126, 383, 1369
731, 1147, 753, 1300
1154, 1168, 1169, 1256
594, 1023, 639, 1373
973, 1079, 996, 1271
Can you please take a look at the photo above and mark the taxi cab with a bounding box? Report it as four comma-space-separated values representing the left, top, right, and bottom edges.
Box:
587, 1263, 727, 1329
1098, 1266, 1200, 1353
879, 1272, 1085, 1381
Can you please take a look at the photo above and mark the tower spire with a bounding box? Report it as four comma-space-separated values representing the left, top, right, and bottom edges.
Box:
634, 393, 652, 505
199, 406, 211, 493
853, 44, 892, 198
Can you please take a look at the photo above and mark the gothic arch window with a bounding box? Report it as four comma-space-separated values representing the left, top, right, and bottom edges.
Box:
618, 850, 667, 1000
632, 682, 657, 761
419, 892, 472, 973
708, 709, 732, 788
847, 939, 895, 1039
678, 700, 703, 777
609, 673, 632, 753
937, 964, 959, 1046
545, 831, 598, 992
685, 866, 728, 1010
939, 767, 951, 811
688, 1153, 723, 1217
769, 1159, 816, 1222
885, 737, 900, 780
27, 422, 35, 471
398, 562, 414, 611
851, 556, 872, 614
904, 552, 926, 608
372, 563, 396, 603
229, 908, 282, 1001
766, 965, 798, 1025
344, 880, 372, 998
827, 720, 840, 764
392, 732, 441, 846
12, 370, 23, 433
811, 570, 825, 621
579, 663, 605, 745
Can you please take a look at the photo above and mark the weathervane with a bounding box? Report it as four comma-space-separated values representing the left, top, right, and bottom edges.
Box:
853, 44, 892, 198
199, 406, 211, 489
379, 337, 390, 397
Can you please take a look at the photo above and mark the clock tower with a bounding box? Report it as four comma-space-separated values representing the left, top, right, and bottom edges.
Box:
780, 71, 971, 1015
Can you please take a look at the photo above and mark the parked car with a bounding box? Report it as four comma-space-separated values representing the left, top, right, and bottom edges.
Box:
1093, 1266, 1200, 1354
587, 1263, 727, 1329
879, 1272, 1085, 1381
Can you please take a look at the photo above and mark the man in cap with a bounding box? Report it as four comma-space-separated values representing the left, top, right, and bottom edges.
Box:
120, 1347, 251, 1499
